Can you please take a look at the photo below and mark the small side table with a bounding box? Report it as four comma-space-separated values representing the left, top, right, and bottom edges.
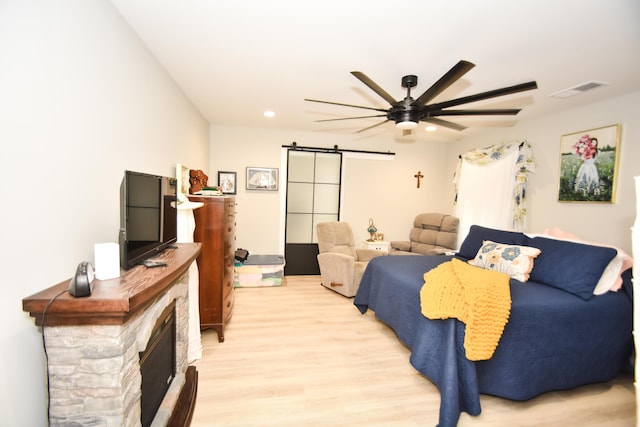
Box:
363, 240, 390, 254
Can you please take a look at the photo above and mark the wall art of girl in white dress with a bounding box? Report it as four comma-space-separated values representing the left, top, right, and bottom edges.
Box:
558, 124, 620, 203
573, 134, 600, 195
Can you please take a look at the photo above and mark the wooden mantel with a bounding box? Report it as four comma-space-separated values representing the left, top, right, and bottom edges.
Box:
23, 243, 201, 326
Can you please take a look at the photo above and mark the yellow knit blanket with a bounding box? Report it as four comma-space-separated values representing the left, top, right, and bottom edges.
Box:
420, 259, 511, 361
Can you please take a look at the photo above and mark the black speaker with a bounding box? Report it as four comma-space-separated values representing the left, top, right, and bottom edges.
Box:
68, 262, 95, 297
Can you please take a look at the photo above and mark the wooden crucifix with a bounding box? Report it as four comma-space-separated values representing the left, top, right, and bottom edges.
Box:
414, 171, 424, 188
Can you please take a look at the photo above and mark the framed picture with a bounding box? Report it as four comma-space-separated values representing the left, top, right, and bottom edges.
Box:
558, 124, 621, 203
217, 171, 237, 195
246, 167, 278, 191
176, 163, 191, 195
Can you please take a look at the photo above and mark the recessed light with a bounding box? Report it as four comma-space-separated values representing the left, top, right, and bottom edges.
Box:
425, 125, 437, 132
264, 110, 276, 118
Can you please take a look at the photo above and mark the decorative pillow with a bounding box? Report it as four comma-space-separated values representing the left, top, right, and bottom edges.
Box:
528, 237, 618, 300
457, 225, 530, 261
468, 240, 541, 282
540, 227, 633, 295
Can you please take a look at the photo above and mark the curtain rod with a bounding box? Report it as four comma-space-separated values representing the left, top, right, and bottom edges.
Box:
458, 141, 526, 158
282, 142, 395, 156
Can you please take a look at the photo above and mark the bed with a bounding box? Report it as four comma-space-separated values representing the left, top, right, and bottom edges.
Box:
354, 225, 633, 427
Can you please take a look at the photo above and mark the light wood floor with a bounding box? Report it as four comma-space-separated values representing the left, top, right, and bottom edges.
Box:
191, 276, 636, 427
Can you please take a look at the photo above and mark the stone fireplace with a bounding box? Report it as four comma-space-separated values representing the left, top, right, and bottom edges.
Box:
23, 243, 200, 427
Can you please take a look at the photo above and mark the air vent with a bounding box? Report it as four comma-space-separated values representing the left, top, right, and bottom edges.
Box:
549, 81, 609, 98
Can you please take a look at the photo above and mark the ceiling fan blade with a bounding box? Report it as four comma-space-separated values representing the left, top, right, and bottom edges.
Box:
420, 117, 467, 131
427, 81, 538, 111
351, 72, 398, 105
305, 98, 388, 113
412, 60, 475, 107
355, 119, 390, 133
315, 114, 387, 122
433, 108, 521, 116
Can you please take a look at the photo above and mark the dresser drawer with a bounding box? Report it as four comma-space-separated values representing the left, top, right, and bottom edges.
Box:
222, 290, 234, 322
223, 261, 234, 297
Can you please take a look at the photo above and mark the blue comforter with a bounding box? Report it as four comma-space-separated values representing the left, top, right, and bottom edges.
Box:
354, 255, 633, 427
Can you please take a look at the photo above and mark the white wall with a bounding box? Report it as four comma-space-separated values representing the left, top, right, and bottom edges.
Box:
443, 91, 640, 254
211, 92, 640, 256
208, 125, 451, 254
0, 2, 209, 426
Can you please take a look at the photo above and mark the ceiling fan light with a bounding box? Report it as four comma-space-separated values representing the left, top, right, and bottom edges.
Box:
396, 120, 418, 130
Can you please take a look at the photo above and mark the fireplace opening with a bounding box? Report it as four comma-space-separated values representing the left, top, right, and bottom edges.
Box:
140, 301, 176, 427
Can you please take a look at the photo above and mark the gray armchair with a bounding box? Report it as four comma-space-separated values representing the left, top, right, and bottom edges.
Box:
390, 213, 459, 255
316, 221, 385, 297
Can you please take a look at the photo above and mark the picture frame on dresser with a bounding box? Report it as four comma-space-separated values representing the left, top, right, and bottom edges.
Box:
218, 171, 237, 195
246, 167, 278, 191
176, 163, 191, 196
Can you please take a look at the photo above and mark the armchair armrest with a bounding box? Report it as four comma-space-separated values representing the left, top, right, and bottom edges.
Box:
317, 252, 356, 286
425, 247, 451, 255
390, 241, 411, 251
356, 248, 386, 262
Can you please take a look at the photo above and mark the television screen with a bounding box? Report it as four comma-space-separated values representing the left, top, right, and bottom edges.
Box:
120, 170, 177, 269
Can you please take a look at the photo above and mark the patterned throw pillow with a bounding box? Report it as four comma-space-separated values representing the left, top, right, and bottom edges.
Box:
469, 240, 541, 282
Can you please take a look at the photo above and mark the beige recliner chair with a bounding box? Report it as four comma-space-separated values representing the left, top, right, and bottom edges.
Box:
390, 213, 459, 255
316, 221, 385, 297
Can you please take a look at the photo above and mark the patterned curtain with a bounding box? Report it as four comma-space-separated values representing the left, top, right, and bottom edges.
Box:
454, 141, 535, 246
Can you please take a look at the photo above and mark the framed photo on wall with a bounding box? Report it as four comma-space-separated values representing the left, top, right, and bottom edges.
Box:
246, 167, 278, 191
217, 171, 237, 195
558, 124, 621, 203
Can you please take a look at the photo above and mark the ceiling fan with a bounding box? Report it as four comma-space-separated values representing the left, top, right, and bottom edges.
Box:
305, 60, 537, 134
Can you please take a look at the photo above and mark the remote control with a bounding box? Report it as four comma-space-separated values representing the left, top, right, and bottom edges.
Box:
143, 260, 167, 268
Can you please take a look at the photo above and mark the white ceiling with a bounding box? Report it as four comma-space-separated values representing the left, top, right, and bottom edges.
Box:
111, 0, 640, 142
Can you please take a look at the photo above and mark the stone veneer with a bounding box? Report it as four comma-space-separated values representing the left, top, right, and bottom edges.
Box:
43, 271, 190, 427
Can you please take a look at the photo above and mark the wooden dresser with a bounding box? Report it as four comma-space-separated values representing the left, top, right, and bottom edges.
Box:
189, 195, 236, 342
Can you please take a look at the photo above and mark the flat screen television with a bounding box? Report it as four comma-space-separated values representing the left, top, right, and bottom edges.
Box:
119, 170, 178, 269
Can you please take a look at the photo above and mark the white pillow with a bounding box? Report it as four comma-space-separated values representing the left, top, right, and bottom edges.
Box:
593, 252, 626, 295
